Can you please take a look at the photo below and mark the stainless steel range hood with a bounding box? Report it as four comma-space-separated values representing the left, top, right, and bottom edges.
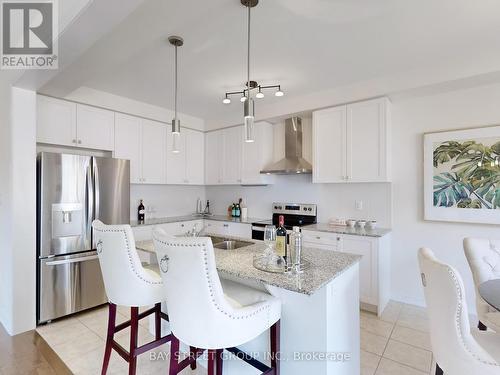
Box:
260, 117, 312, 175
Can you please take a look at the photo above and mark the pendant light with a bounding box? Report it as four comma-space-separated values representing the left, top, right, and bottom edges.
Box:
243, 0, 256, 143
169, 35, 183, 152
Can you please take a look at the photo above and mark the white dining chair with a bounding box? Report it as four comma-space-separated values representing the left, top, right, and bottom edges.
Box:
418, 247, 500, 375
464, 237, 500, 332
153, 231, 282, 375
92, 220, 171, 375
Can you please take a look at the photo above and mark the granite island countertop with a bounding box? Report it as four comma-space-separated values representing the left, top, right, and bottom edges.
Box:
136, 234, 360, 296
130, 215, 267, 227
302, 223, 391, 237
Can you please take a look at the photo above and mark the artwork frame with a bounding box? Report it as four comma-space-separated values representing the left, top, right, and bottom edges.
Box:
424, 125, 500, 224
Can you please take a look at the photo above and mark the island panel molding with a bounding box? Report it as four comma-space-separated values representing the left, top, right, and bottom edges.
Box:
424, 125, 500, 224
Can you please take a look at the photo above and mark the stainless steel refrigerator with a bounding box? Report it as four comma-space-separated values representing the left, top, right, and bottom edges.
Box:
37, 152, 130, 324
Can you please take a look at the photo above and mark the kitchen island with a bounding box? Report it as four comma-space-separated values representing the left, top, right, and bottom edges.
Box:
136, 235, 361, 375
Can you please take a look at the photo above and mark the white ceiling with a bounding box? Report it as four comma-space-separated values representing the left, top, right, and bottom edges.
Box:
40, 0, 500, 127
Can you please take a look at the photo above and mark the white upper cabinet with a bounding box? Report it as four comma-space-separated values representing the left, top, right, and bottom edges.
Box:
166, 130, 186, 184
313, 97, 391, 183
222, 126, 243, 184
312, 105, 347, 183
37, 95, 115, 151
185, 128, 205, 185
76, 104, 115, 151
242, 121, 274, 185
346, 98, 390, 182
114, 114, 166, 184
205, 131, 223, 185
204, 123, 274, 186
114, 113, 142, 183
37, 96, 77, 147
141, 119, 166, 184
166, 128, 205, 185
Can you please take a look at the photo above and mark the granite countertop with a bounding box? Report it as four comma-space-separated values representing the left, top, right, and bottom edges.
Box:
136, 234, 360, 296
130, 215, 267, 227
302, 223, 391, 237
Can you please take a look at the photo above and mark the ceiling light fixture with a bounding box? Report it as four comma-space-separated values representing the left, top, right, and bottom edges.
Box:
169, 35, 183, 154
221, 0, 284, 143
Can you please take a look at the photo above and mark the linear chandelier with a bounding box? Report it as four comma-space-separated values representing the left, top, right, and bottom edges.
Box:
223, 0, 284, 142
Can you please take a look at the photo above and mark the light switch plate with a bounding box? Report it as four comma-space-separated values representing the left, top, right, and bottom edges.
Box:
355, 200, 363, 210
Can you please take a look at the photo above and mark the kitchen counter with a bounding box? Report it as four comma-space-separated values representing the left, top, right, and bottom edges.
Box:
136, 234, 360, 296
130, 214, 266, 227
302, 222, 391, 237
139, 234, 361, 374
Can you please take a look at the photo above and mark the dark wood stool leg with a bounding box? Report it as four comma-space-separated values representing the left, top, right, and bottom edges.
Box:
129, 307, 139, 375
271, 320, 281, 375
207, 350, 215, 375
478, 320, 487, 331
216, 349, 223, 375
101, 303, 116, 375
169, 336, 180, 375
189, 346, 197, 370
435, 363, 444, 375
154, 303, 161, 340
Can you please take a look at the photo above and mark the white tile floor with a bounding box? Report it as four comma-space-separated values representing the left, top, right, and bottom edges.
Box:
36, 301, 438, 375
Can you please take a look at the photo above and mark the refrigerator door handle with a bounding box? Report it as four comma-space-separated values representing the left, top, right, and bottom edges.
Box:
45, 255, 98, 266
93, 157, 100, 221
86, 161, 94, 238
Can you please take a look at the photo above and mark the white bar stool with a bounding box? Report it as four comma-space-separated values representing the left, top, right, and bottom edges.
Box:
92, 220, 171, 375
153, 232, 282, 375
464, 237, 500, 332
418, 247, 500, 375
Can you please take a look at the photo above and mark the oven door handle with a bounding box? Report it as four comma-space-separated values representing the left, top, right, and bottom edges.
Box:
251, 226, 265, 232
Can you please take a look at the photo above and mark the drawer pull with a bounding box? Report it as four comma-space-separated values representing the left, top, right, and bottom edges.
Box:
316, 236, 321, 240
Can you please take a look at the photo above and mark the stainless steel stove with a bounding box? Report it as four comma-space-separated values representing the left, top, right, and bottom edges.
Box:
251, 202, 317, 240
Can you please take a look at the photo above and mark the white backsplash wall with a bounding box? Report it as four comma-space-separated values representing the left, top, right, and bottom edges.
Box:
130, 184, 206, 220
205, 174, 392, 227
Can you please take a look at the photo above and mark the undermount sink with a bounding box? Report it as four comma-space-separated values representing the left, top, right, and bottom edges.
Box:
209, 236, 253, 250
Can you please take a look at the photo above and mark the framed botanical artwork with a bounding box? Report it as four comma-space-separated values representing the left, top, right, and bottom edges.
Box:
424, 125, 500, 224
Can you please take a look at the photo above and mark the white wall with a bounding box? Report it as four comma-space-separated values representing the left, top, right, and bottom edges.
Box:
0, 79, 14, 328
130, 184, 205, 220
206, 175, 392, 226
0, 87, 37, 335
390, 82, 500, 310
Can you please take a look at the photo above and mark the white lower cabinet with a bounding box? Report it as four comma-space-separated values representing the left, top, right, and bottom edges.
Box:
132, 219, 251, 240
302, 229, 390, 315
154, 220, 203, 236
204, 220, 252, 239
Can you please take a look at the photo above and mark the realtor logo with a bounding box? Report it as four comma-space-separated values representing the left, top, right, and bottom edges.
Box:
1, 0, 58, 69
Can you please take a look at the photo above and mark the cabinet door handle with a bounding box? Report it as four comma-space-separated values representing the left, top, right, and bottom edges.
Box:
72, 139, 77, 143
78, 140, 82, 144
223, 224, 229, 227
316, 236, 321, 240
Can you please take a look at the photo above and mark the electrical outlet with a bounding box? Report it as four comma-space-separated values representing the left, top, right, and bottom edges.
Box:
355, 200, 363, 210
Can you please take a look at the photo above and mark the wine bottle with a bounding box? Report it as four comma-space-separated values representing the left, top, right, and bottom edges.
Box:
275, 215, 287, 259
138, 199, 145, 222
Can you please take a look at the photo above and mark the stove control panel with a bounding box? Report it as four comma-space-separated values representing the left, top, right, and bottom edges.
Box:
272, 202, 317, 217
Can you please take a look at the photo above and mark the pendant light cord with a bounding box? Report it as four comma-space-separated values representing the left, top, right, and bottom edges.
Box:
247, 3, 251, 99
174, 44, 178, 120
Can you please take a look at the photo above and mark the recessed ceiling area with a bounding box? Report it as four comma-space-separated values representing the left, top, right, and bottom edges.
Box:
40, 0, 500, 127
